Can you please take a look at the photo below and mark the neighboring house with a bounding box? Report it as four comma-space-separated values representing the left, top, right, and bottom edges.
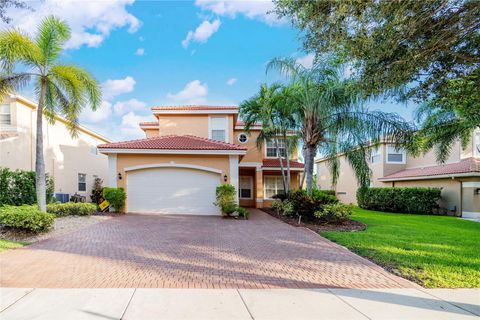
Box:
316, 130, 480, 218
98, 105, 304, 215
0, 95, 112, 201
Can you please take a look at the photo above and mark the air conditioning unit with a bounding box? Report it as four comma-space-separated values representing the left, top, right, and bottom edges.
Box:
55, 193, 70, 203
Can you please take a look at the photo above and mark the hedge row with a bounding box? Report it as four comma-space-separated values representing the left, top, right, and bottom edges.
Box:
0, 167, 54, 206
357, 187, 442, 214
0, 205, 55, 233
47, 202, 97, 216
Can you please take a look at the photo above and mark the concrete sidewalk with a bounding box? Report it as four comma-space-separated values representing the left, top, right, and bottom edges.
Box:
0, 288, 478, 320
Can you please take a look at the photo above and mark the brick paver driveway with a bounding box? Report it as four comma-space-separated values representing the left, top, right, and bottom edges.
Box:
0, 209, 415, 288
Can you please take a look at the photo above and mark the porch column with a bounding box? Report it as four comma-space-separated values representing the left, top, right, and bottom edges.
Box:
255, 167, 264, 208
107, 154, 117, 188
229, 155, 239, 204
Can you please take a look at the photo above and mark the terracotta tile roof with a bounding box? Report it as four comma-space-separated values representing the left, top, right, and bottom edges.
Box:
152, 105, 238, 111
139, 121, 158, 126
379, 157, 480, 180
262, 159, 305, 169
98, 135, 247, 151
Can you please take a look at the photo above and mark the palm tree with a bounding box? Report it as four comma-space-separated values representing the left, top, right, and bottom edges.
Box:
240, 83, 298, 196
0, 16, 101, 211
267, 57, 411, 195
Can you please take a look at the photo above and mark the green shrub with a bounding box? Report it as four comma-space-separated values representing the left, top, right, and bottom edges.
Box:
290, 189, 338, 221
47, 202, 97, 217
317, 189, 336, 196
236, 206, 250, 219
102, 188, 126, 212
271, 200, 283, 214
0, 205, 55, 233
357, 187, 442, 214
0, 167, 54, 206
314, 203, 353, 224
281, 200, 295, 216
214, 184, 237, 216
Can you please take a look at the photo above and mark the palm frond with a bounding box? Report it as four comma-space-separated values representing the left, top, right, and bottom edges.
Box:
0, 73, 31, 100
35, 16, 71, 67
0, 29, 42, 72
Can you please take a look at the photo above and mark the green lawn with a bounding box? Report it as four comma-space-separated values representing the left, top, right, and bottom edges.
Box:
321, 208, 480, 288
0, 239, 27, 253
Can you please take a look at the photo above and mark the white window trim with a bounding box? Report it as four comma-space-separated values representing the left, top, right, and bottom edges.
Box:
208, 115, 229, 142
263, 176, 285, 200
78, 173, 87, 192
0, 104, 12, 126
239, 176, 253, 199
237, 133, 249, 144
370, 147, 381, 163
386, 145, 406, 164
265, 139, 286, 159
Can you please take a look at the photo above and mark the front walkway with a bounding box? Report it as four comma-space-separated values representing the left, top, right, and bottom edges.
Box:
1, 288, 478, 319
0, 209, 414, 288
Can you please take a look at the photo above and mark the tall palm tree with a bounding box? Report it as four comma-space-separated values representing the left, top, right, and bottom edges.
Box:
240, 83, 298, 196
267, 57, 411, 195
0, 16, 101, 211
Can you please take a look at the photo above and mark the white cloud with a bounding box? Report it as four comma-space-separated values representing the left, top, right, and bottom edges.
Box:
121, 111, 155, 139
166, 80, 208, 104
226, 78, 237, 86
194, 0, 282, 25
80, 101, 112, 123
102, 76, 136, 100
113, 98, 147, 115
135, 48, 145, 56
182, 19, 221, 48
296, 53, 315, 69
1, 0, 141, 49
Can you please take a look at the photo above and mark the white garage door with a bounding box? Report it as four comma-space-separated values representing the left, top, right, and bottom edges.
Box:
126, 167, 221, 215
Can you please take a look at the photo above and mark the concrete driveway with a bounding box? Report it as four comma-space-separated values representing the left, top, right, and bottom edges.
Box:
0, 209, 415, 288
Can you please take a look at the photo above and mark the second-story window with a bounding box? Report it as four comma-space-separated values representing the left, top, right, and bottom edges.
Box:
475, 132, 480, 157
370, 147, 381, 163
386, 145, 406, 164
210, 116, 227, 142
0, 104, 11, 126
266, 139, 287, 158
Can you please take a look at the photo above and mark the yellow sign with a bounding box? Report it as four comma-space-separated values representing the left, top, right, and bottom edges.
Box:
99, 200, 110, 211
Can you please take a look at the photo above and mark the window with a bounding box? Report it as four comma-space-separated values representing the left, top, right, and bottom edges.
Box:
264, 176, 285, 199
238, 133, 248, 143
210, 116, 227, 142
475, 132, 480, 157
78, 173, 86, 191
370, 147, 381, 163
239, 176, 253, 199
386, 145, 406, 164
266, 139, 287, 158
0, 104, 11, 126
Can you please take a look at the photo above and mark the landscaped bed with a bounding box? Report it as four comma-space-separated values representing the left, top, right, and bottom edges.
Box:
262, 207, 365, 232
0, 214, 110, 243
321, 208, 480, 288
0, 239, 26, 253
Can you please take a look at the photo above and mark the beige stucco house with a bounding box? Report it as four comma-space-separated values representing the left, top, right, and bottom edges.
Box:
316, 130, 480, 218
98, 105, 303, 215
0, 95, 111, 201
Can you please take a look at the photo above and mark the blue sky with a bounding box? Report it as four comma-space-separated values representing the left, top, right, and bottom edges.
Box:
4, 0, 415, 141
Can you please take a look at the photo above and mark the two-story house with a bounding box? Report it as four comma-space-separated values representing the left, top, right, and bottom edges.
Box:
98, 105, 304, 215
316, 130, 480, 218
0, 95, 112, 201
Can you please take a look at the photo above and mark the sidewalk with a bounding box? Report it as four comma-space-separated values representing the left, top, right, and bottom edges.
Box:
1, 288, 478, 319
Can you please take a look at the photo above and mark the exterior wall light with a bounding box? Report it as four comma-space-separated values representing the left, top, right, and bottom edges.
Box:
118, 173, 122, 180
223, 174, 228, 182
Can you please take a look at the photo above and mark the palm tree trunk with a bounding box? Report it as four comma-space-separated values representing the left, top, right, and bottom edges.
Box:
300, 145, 306, 189
284, 134, 291, 197
305, 145, 316, 195
35, 78, 47, 211
274, 137, 287, 196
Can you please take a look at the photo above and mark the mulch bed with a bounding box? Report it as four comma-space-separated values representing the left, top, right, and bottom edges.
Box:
261, 208, 366, 232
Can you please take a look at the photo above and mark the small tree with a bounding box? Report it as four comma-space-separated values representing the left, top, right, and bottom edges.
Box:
214, 184, 237, 217
90, 177, 103, 205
